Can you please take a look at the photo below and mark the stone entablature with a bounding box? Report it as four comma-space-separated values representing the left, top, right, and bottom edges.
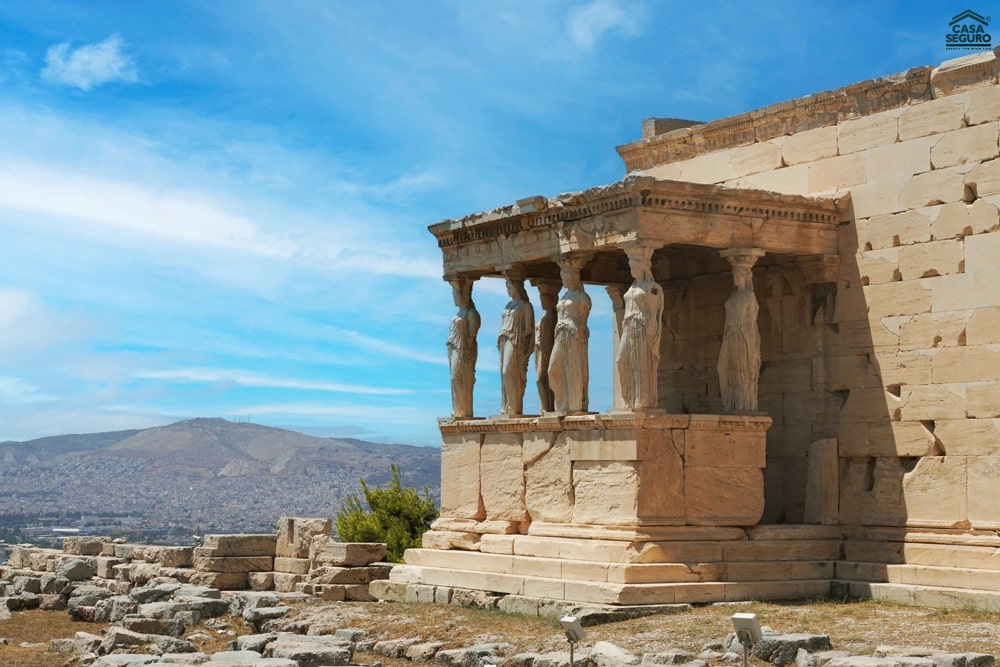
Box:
430, 176, 847, 280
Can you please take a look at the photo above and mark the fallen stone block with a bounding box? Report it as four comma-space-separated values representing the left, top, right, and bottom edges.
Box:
211, 649, 266, 662
39, 593, 67, 611
101, 626, 149, 652
798, 650, 856, 667
304, 583, 346, 602
273, 556, 310, 574
39, 574, 72, 595
276, 517, 332, 559
436, 643, 513, 667
145, 633, 197, 654
754, 634, 834, 666
248, 571, 274, 591
192, 554, 274, 573
307, 566, 370, 585
375, 638, 425, 658
345, 584, 377, 602
11, 574, 41, 594
62, 536, 106, 556
57, 558, 97, 581
96, 557, 124, 579
267, 639, 353, 666
334, 628, 367, 642
200, 534, 277, 557
641, 649, 698, 664
272, 572, 303, 593
91, 655, 162, 666
234, 632, 278, 652
177, 596, 229, 618
158, 547, 194, 568
406, 641, 444, 662
310, 537, 386, 566
131, 583, 182, 603
592, 640, 641, 666
828, 658, 911, 667
182, 571, 248, 590
228, 591, 281, 616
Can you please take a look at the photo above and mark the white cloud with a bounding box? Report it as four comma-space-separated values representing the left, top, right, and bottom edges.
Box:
567, 0, 637, 50
0, 161, 295, 258
42, 34, 138, 91
324, 325, 447, 366
134, 367, 412, 395
0, 376, 55, 404
0, 288, 34, 328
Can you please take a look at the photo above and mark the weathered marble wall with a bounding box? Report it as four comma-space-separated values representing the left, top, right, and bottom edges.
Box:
636, 50, 1000, 533
656, 256, 838, 524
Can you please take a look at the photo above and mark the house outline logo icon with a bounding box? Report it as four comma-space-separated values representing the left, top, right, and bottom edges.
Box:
946, 9, 992, 51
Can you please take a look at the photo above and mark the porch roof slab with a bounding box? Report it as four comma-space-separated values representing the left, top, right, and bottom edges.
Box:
429, 175, 850, 280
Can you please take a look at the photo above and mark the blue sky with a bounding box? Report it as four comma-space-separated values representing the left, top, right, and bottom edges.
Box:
0, 2, 959, 445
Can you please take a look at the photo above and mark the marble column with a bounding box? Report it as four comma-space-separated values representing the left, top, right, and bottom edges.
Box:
447, 277, 480, 419
615, 243, 664, 411
548, 255, 592, 413
497, 269, 535, 416
531, 278, 560, 413
717, 248, 765, 413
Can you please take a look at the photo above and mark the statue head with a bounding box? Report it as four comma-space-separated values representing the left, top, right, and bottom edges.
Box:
450, 278, 473, 307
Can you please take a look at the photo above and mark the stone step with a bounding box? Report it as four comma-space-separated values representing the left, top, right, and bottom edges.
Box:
844, 539, 1000, 570
832, 579, 1000, 611
837, 561, 1000, 591
472, 533, 841, 563
405, 547, 836, 584
379, 569, 831, 605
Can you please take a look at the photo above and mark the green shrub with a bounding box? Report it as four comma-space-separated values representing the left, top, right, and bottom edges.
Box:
335, 464, 438, 562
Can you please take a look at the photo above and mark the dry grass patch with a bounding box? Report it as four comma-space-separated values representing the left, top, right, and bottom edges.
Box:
2, 598, 1000, 666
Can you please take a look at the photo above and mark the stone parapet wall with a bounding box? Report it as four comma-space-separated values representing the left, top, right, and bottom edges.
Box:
1, 516, 389, 601
435, 414, 770, 544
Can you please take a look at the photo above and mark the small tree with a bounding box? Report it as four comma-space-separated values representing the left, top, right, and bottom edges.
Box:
336, 464, 438, 562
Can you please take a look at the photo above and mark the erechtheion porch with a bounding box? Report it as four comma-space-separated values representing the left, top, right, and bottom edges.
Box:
382, 176, 851, 605
374, 49, 1000, 610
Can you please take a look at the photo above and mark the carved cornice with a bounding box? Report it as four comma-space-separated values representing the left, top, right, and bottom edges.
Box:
616, 65, 936, 172
437, 412, 772, 435
429, 176, 846, 254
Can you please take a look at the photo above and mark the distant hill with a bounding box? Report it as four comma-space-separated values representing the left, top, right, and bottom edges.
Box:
0, 418, 440, 536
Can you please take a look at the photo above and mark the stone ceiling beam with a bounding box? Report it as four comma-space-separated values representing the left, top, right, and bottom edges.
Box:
431, 176, 849, 281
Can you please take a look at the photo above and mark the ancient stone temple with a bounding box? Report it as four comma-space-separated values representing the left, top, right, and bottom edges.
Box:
380, 49, 1000, 609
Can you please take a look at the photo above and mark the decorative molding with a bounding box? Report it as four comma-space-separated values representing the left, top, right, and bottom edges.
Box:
429, 176, 845, 255
616, 65, 936, 172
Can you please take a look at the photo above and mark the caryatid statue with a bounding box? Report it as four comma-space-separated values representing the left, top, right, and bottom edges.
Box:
447, 277, 480, 419
533, 280, 560, 413
497, 273, 535, 416
616, 244, 664, 410
548, 255, 592, 413
717, 248, 765, 412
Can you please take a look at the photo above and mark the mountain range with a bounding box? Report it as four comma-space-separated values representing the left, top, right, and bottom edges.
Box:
0, 418, 441, 537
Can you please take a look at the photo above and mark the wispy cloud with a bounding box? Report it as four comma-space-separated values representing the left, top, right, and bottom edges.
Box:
0, 161, 294, 258
0, 288, 34, 328
324, 325, 447, 366
0, 376, 56, 404
567, 1, 638, 50
0, 48, 29, 83
134, 367, 412, 395
42, 34, 138, 91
